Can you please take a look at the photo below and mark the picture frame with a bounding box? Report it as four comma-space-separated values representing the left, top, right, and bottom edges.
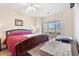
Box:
15, 19, 23, 26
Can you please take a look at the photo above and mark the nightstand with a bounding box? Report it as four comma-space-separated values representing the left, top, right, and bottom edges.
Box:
0, 39, 1, 51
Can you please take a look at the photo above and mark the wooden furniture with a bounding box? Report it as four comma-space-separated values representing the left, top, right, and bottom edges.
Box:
0, 39, 1, 51
76, 42, 79, 54
15, 35, 49, 56
4, 29, 32, 44
4, 29, 49, 56
71, 43, 79, 56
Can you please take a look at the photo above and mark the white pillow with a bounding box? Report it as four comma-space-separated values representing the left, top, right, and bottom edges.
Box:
55, 35, 72, 39
48, 35, 72, 42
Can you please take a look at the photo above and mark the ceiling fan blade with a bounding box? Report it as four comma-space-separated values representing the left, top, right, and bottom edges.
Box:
20, 3, 30, 6
33, 4, 41, 7
20, 3, 41, 7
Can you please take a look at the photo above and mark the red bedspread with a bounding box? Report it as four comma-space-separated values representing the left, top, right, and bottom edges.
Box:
6, 35, 27, 56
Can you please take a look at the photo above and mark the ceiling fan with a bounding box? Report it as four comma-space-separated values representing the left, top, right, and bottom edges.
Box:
20, 3, 41, 13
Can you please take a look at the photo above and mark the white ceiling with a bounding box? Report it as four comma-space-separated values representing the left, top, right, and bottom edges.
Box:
0, 3, 70, 17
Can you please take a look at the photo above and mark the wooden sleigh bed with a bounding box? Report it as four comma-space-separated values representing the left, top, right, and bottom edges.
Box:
4, 29, 49, 56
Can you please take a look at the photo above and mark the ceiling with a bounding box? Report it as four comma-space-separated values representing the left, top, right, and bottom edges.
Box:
0, 3, 70, 17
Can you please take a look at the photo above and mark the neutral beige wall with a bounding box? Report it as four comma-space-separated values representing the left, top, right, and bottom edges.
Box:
62, 7, 73, 37
42, 7, 73, 37
0, 6, 36, 43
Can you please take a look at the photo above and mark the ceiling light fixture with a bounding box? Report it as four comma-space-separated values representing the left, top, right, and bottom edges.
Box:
26, 6, 37, 13
20, 3, 41, 13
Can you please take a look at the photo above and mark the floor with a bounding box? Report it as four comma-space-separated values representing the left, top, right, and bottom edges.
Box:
0, 43, 51, 56
0, 49, 9, 56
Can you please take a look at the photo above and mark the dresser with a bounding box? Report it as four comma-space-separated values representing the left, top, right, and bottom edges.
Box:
0, 39, 1, 51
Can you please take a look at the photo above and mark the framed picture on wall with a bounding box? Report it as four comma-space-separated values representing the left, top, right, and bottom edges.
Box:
15, 19, 23, 26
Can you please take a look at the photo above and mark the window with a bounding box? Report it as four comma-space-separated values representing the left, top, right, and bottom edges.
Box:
48, 20, 62, 37
42, 20, 62, 39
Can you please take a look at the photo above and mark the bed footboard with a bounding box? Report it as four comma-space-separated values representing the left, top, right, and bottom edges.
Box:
15, 35, 49, 56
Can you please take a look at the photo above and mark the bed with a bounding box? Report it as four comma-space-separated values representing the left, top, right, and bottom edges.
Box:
4, 29, 49, 56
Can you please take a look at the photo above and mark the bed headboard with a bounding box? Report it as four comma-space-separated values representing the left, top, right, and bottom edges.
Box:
6, 29, 32, 36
